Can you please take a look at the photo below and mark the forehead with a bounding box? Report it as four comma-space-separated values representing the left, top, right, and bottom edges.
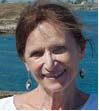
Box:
26, 22, 73, 48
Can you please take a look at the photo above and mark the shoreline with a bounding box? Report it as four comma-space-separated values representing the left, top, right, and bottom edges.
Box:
0, 3, 98, 34
0, 90, 24, 99
0, 18, 17, 34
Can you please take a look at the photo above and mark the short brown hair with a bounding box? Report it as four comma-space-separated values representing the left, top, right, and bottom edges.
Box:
16, 2, 86, 61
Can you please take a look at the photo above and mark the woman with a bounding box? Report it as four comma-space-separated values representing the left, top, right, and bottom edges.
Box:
0, 1, 98, 110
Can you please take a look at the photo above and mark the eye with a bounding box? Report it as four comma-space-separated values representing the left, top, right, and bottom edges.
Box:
30, 50, 44, 57
53, 45, 67, 54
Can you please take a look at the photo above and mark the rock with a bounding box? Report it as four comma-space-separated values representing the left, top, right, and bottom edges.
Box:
0, 18, 17, 34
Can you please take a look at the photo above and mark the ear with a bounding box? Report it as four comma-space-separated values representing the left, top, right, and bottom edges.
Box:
24, 62, 30, 71
79, 43, 86, 59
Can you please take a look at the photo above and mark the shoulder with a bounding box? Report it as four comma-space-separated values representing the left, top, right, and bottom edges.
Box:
0, 96, 16, 110
81, 93, 98, 110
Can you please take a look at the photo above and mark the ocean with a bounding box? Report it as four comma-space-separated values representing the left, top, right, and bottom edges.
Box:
0, 10, 98, 94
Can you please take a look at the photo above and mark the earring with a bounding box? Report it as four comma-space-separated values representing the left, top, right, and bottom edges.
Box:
26, 71, 32, 91
79, 68, 85, 79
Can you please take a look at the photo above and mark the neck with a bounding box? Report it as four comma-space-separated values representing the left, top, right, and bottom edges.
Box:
35, 84, 77, 110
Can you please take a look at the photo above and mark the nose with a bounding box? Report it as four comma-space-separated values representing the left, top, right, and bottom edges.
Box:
44, 52, 54, 72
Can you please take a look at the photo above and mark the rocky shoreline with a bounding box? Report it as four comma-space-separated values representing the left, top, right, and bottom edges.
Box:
0, 3, 27, 34
0, 3, 98, 34
0, 18, 17, 34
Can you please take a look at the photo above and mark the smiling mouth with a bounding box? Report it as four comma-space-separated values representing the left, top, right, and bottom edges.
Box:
41, 69, 66, 79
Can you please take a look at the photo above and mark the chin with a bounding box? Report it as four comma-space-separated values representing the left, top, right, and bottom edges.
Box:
44, 83, 64, 94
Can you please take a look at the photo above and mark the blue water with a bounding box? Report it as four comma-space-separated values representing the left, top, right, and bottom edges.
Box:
0, 10, 98, 93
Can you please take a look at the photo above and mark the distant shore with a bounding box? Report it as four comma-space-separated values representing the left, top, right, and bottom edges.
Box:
0, 18, 17, 34
0, 90, 24, 99
0, 3, 27, 34
0, 2, 98, 34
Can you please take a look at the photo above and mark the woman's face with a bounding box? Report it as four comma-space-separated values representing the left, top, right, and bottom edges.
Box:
24, 22, 83, 93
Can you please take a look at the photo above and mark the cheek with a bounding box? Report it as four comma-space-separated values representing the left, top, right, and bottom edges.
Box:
25, 59, 41, 76
26, 58, 44, 79
56, 53, 71, 65
67, 54, 79, 78
57, 53, 79, 74
25, 61, 41, 83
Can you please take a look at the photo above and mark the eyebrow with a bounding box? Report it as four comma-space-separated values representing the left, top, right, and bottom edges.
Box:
29, 48, 44, 56
51, 43, 66, 47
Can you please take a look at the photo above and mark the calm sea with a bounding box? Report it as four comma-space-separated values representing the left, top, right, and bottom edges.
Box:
0, 10, 98, 93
